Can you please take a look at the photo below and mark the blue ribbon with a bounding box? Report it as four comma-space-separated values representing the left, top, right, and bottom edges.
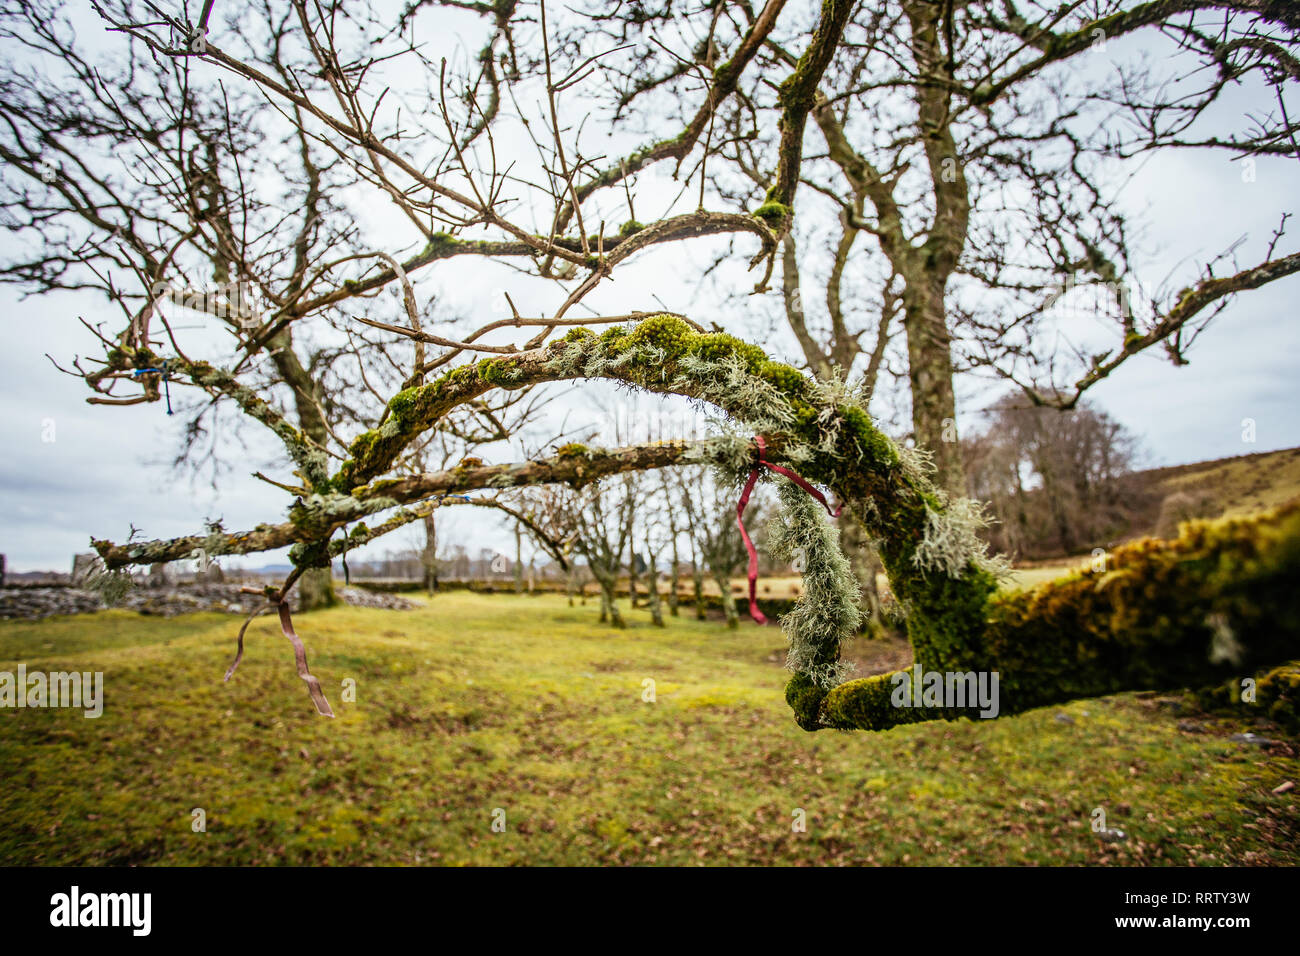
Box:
131, 364, 174, 415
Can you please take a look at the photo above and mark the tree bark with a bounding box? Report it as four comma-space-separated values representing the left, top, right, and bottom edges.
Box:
691, 559, 706, 620
266, 327, 337, 610
628, 551, 640, 607
594, 570, 624, 627
714, 573, 739, 629
838, 512, 882, 632
900, 2, 970, 499
513, 524, 524, 595
646, 551, 664, 627
297, 566, 336, 612
668, 550, 680, 617
902, 276, 964, 497
421, 512, 439, 594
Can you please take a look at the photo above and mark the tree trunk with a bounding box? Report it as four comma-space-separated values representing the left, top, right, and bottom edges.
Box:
628, 552, 640, 608
421, 512, 439, 594
668, 538, 680, 617
266, 327, 339, 611
902, 276, 964, 497
602, 579, 624, 627
513, 525, 524, 595
898, 3, 969, 500
714, 573, 739, 629
593, 568, 624, 627
297, 566, 336, 612
691, 561, 706, 620
646, 552, 664, 627
838, 512, 882, 633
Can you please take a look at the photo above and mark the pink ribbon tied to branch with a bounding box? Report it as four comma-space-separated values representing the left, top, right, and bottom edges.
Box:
735, 435, 842, 625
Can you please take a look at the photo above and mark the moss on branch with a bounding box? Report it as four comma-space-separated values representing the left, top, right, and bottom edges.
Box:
814, 502, 1300, 731
99, 314, 1300, 735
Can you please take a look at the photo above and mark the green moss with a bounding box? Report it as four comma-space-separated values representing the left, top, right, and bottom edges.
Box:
755, 360, 809, 398
784, 673, 827, 732
1191, 659, 1300, 733
840, 406, 901, 470
420, 232, 460, 258
1257, 662, 1300, 732
686, 332, 766, 368
386, 385, 423, 421
818, 503, 1300, 731
345, 428, 383, 463
618, 220, 644, 238
477, 358, 511, 385
555, 443, 589, 458
752, 200, 791, 225
623, 314, 694, 357
598, 326, 630, 347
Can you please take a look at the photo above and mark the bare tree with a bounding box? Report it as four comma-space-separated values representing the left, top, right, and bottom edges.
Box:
678, 466, 755, 629
964, 394, 1149, 557
683, 0, 1300, 494
561, 473, 639, 627
657, 473, 684, 617
6, 1, 1295, 731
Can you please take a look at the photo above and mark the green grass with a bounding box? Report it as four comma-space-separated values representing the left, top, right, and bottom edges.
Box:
1005, 565, 1080, 591
1, 593, 1296, 866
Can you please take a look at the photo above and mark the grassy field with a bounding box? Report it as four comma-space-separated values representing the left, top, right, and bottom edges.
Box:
1141, 445, 1300, 520
1, 592, 1297, 866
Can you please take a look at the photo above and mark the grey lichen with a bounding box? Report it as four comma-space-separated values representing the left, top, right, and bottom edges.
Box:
290, 491, 401, 534
81, 558, 134, 606
768, 478, 862, 692
1207, 611, 1244, 666
896, 442, 937, 485
911, 494, 1010, 580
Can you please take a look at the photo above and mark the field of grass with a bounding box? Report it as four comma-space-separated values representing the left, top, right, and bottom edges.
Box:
2, 592, 1297, 866
1142, 446, 1300, 520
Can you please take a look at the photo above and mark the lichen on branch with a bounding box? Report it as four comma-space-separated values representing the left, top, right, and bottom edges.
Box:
85, 313, 1300, 735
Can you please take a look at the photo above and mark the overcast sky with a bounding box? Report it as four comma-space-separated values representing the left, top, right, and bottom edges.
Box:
1, 6, 1297, 572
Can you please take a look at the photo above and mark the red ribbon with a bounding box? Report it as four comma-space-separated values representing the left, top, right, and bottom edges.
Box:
736, 436, 842, 625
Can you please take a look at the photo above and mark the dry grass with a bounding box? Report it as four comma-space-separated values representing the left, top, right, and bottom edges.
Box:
1147, 446, 1300, 520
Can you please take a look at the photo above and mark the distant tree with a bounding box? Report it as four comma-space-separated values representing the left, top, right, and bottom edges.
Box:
558, 474, 639, 628
679, 467, 762, 629
964, 395, 1149, 557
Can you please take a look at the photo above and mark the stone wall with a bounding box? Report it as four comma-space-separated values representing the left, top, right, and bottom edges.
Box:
0, 581, 417, 621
